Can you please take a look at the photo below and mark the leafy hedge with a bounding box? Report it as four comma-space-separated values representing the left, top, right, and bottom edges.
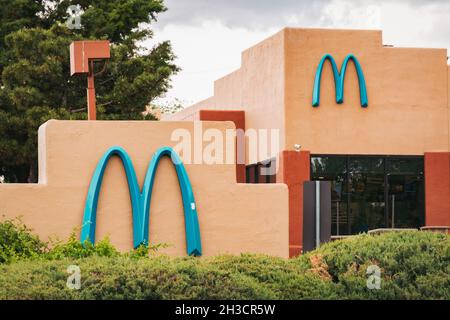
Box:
0, 218, 448, 299
0, 218, 45, 263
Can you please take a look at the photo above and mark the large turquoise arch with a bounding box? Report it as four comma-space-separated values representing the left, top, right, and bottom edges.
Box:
312, 54, 368, 107
80, 146, 202, 256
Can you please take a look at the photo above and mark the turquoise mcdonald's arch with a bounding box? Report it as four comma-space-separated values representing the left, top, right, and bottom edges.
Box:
312, 54, 368, 107
80, 146, 202, 256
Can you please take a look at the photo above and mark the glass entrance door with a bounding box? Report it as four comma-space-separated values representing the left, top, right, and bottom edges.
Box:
311, 155, 424, 236
387, 174, 425, 229
348, 157, 385, 234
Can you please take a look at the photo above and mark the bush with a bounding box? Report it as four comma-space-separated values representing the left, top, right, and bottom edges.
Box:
298, 231, 450, 299
44, 233, 120, 261
0, 219, 128, 263
0, 218, 448, 300
0, 218, 46, 263
0, 255, 338, 300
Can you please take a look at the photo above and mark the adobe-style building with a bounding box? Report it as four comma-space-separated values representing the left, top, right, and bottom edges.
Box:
1, 28, 448, 258
164, 28, 450, 257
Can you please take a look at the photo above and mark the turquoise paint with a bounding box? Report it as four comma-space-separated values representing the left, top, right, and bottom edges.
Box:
312, 54, 368, 107
80, 146, 202, 256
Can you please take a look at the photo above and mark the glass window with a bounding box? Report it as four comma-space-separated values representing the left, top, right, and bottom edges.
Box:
245, 164, 258, 184
311, 155, 424, 236
349, 157, 384, 174
312, 156, 349, 235
246, 158, 277, 184
388, 157, 424, 175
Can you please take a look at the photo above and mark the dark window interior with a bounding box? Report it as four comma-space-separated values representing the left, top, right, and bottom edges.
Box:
311, 155, 424, 235
246, 158, 276, 184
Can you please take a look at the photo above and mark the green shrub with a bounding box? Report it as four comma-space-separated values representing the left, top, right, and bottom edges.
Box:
0, 219, 134, 263
44, 232, 120, 261
0, 218, 46, 263
0, 218, 448, 300
296, 231, 450, 299
0, 255, 337, 300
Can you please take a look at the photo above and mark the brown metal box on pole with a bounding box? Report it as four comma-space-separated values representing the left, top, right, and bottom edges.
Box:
70, 40, 110, 120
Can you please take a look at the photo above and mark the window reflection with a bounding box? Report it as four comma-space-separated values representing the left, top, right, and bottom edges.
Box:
311, 155, 424, 235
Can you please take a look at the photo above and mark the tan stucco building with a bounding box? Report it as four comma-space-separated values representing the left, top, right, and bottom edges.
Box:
1, 28, 449, 258
165, 28, 450, 256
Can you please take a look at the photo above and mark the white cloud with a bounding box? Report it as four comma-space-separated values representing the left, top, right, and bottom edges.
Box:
380, 1, 450, 48
318, 0, 381, 28
157, 0, 328, 30
150, 21, 280, 104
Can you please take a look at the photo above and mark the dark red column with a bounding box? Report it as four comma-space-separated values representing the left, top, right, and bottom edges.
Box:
277, 150, 311, 257
424, 152, 450, 228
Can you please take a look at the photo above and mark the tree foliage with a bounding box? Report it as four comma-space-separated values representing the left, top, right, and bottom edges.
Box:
0, 0, 179, 182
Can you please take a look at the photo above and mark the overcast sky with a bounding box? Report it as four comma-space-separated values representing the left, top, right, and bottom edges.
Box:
146, 0, 450, 106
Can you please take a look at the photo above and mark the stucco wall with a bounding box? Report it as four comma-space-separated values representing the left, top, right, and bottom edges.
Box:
165, 31, 286, 162
239, 31, 286, 161
173, 28, 450, 156
0, 120, 289, 258
284, 28, 450, 155
448, 66, 450, 148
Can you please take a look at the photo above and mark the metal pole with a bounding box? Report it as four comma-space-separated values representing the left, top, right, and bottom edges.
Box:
87, 60, 96, 120
315, 181, 320, 248
391, 195, 395, 228
336, 201, 340, 236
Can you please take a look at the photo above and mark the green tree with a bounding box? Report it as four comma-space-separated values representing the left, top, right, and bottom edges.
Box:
0, 0, 179, 182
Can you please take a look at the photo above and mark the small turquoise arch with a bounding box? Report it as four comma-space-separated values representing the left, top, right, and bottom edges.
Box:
141, 147, 202, 256
312, 54, 368, 108
80, 146, 202, 256
312, 54, 340, 107
80, 146, 143, 248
